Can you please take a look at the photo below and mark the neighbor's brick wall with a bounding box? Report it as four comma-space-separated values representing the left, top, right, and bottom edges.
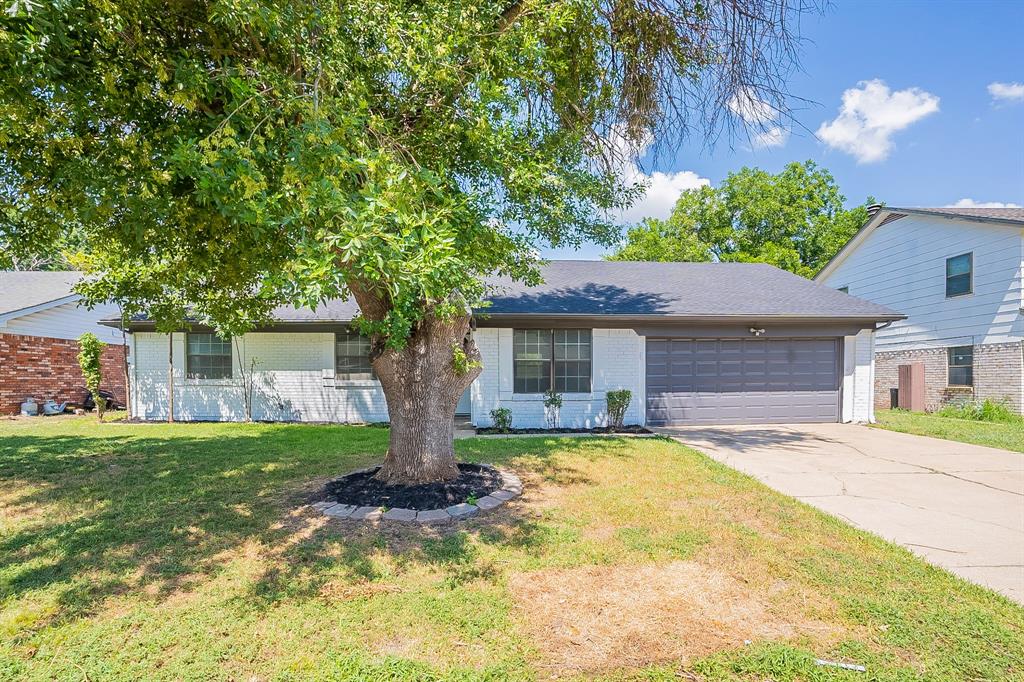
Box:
974, 342, 1024, 414
875, 341, 1024, 414
0, 332, 127, 414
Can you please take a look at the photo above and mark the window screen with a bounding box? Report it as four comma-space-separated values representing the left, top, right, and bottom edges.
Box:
946, 253, 972, 297
514, 329, 591, 393
335, 331, 374, 380
554, 329, 591, 393
513, 329, 551, 394
186, 333, 233, 379
947, 346, 973, 386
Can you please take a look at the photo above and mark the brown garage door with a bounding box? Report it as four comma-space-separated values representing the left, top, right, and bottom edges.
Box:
646, 338, 840, 426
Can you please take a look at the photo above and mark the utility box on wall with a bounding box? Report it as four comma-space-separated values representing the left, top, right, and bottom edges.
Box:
897, 363, 926, 412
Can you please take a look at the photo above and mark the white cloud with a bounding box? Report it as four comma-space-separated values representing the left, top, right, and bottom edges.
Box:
605, 125, 710, 224
816, 79, 939, 163
728, 88, 789, 150
948, 198, 1022, 208
617, 168, 710, 223
752, 126, 789, 149
988, 82, 1024, 102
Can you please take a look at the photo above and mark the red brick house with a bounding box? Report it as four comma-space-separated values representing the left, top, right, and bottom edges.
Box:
0, 271, 127, 414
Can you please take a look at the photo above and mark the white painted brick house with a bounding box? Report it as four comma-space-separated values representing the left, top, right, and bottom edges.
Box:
111, 261, 901, 427
817, 207, 1024, 413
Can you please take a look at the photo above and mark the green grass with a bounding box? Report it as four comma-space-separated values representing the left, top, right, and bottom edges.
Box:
874, 409, 1024, 453
1, 415, 1022, 680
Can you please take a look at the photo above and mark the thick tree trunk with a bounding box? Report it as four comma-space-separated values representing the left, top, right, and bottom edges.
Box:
371, 310, 481, 485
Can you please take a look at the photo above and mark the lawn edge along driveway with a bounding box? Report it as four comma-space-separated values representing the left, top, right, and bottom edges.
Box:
659, 422, 1024, 604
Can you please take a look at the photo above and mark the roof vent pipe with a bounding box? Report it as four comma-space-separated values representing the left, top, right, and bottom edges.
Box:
866, 203, 883, 216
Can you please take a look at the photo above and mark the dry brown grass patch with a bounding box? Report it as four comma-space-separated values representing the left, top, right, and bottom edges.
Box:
509, 560, 842, 674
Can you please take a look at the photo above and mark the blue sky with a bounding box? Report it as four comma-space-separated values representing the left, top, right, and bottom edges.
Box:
547, 0, 1024, 260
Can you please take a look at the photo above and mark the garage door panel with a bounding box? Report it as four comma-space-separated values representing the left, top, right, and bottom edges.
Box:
646, 338, 840, 425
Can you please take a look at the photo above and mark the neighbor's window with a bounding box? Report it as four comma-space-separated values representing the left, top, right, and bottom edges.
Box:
946, 253, 973, 297
513, 329, 591, 393
947, 345, 973, 386
186, 333, 233, 379
837, 285, 849, 294
335, 330, 374, 380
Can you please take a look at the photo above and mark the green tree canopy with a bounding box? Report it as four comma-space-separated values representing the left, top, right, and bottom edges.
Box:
1, 0, 816, 482
608, 161, 871, 278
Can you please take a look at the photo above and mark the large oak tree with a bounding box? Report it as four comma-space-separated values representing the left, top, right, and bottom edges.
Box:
1, 0, 814, 484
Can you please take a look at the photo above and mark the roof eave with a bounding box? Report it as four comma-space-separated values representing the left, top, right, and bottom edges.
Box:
106, 311, 905, 331
0, 294, 82, 325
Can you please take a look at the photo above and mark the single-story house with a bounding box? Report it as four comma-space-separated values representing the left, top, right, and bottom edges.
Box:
106, 261, 903, 428
0, 271, 127, 414
816, 206, 1024, 413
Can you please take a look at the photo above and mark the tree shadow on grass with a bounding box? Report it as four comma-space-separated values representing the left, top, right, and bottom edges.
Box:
0, 425, 385, 625
0, 424, 628, 629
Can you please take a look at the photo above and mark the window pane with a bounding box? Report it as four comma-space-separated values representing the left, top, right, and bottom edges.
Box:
514, 329, 551, 360
555, 360, 591, 393
947, 346, 973, 386
946, 274, 971, 297
336, 331, 374, 379
514, 329, 551, 393
946, 254, 972, 296
946, 254, 971, 276
553, 330, 591, 392
186, 333, 233, 379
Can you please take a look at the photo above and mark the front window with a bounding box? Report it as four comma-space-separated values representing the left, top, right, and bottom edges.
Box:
947, 346, 973, 386
513, 329, 591, 393
946, 253, 973, 297
335, 331, 374, 380
186, 333, 233, 379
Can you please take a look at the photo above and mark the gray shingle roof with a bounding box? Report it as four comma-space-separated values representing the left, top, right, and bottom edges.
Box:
892, 206, 1024, 223
0, 270, 81, 317
266, 261, 902, 322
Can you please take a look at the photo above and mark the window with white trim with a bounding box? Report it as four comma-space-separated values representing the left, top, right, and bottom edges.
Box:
186, 333, 233, 379
945, 253, 973, 298
335, 331, 374, 380
947, 346, 973, 386
513, 329, 592, 393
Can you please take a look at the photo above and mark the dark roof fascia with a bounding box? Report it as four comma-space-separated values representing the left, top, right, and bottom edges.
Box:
107, 312, 904, 332
99, 319, 360, 332
478, 313, 903, 327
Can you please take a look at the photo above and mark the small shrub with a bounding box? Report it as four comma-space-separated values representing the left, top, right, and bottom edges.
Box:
936, 398, 1021, 423
543, 389, 562, 429
606, 389, 632, 431
490, 407, 512, 433
77, 332, 106, 421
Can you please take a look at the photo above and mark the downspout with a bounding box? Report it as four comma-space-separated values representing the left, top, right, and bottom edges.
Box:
132, 330, 138, 420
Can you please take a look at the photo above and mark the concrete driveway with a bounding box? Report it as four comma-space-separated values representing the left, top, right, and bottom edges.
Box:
658, 423, 1024, 604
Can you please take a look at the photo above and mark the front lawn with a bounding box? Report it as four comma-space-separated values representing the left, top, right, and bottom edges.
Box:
874, 409, 1024, 453
1, 416, 1022, 680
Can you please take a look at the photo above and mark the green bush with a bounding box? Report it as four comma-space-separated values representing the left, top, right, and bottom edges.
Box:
77, 332, 106, 421
606, 389, 632, 431
936, 398, 1021, 423
489, 407, 513, 433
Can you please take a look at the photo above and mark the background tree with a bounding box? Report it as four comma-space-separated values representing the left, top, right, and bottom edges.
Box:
609, 161, 872, 277
77, 332, 106, 421
2, 0, 816, 484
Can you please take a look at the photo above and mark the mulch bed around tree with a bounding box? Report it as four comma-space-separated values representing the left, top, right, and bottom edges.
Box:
475, 425, 652, 435
324, 463, 503, 510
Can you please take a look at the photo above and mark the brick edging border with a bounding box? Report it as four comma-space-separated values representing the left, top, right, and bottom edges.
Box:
309, 465, 522, 523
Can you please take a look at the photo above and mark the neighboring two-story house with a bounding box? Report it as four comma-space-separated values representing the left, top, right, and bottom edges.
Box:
817, 206, 1024, 413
